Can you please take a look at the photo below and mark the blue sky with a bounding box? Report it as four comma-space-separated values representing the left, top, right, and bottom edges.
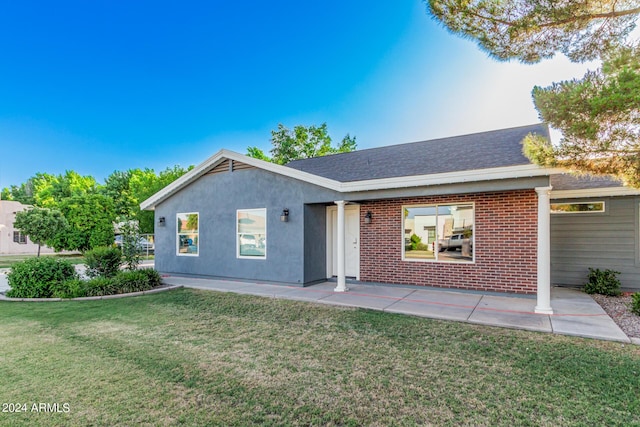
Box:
0, 1, 596, 189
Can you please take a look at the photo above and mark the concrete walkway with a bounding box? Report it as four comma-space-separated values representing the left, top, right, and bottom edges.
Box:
162, 275, 632, 343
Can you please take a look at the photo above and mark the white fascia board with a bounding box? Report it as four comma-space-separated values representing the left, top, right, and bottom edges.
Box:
551, 187, 640, 199
140, 150, 342, 210
337, 165, 562, 192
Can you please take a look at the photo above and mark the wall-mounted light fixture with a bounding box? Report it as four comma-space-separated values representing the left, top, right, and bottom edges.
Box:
158, 216, 166, 226
280, 208, 289, 222
364, 211, 372, 224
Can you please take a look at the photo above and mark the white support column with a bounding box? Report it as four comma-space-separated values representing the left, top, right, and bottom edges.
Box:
334, 200, 348, 292
535, 186, 553, 314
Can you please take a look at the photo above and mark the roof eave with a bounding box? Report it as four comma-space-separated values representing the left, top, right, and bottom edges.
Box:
140, 155, 564, 211
337, 165, 564, 192
551, 187, 640, 199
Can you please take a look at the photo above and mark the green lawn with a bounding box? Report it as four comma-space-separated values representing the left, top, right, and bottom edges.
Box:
1, 289, 638, 426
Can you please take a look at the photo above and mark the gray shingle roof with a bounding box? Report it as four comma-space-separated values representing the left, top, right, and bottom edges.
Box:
285, 123, 549, 182
550, 173, 623, 191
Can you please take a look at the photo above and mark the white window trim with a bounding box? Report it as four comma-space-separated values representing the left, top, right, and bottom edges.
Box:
176, 212, 199, 257
401, 203, 475, 264
550, 201, 605, 214
236, 208, 267, 260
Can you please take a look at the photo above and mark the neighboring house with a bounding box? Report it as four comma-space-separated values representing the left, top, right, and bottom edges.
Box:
0, 200, 58, 255
141, 123, 640, 314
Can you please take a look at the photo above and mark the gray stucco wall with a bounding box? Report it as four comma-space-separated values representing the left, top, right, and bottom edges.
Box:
154, 167, 338, 285
551, 196, 640, 290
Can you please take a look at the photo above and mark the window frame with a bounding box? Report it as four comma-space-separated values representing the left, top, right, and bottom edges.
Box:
550, 201, 606, 214
13, 231, 27, 244
176, 212, 199, 257
402, 203, 475, 264
236, 208, 267, 260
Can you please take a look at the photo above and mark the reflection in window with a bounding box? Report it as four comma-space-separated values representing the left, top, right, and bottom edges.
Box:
551, 202, 605, 214
237, 208, 266, 259
177, 212, 199, 255
403, 204, 474, 262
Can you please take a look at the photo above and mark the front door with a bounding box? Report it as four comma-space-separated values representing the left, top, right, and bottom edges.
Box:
327, 205, 360, 279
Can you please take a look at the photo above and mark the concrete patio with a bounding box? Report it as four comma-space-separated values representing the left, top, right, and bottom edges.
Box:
161, 274, 633, 344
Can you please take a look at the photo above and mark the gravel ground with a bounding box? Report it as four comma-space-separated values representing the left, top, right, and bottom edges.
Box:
592, 293, 640, 338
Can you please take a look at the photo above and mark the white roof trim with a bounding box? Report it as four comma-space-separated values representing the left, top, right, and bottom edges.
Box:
140, 150, 342, 210
551, 187, 640, 199
140, 150, 562, 210
337, 165, 563, 192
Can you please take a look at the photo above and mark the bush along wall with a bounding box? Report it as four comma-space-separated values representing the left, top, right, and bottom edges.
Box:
583, 268, 622, 296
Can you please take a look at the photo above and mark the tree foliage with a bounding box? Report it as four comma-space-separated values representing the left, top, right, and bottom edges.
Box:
427, 0, 640, 63
128, 166, 193, 233
3, 165, 191, 250
426, 0, 640, 186
247, 123, 357, 165
13, 207, 69, 256
49, 194, 115, 252
524, 45, 640, 186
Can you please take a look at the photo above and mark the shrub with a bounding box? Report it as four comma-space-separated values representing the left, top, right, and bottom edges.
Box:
410, 234, 421, 250
138, 268, 162, 288
583, 268, 622, 296
416, 243, 430, 251
83, 277, 118, 297
631, 293, 640, 316
113, 269, 161, 294
84, 246, 122, 278
6, 257, 77, 298
52, 279, 87, 299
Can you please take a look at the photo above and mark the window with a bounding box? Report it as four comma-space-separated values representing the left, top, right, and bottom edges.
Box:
13, 231, 27, 244
551, 201, 605, 214
177, 213, 199, 256
403, 204, 474, 263
237, 208, 266, 259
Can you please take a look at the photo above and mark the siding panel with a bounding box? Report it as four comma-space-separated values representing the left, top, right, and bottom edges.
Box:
551, 196, 640, 290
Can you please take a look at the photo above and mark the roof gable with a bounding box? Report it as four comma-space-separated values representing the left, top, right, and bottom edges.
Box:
140, 150, 342, 210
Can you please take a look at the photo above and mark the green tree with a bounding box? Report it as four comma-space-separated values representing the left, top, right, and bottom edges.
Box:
35, 170, 97, 208
129, 166, 192, 233
13, 207, 69, 256
426, 0, 640, 185
247, 123, 357, 165
524, 45, 640, 186
427, 0, 640, 63
51, 193, 115, 252
1, 173, 56, 206
102, 170, 137, 218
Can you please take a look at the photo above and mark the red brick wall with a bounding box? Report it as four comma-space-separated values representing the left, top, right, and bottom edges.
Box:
359, 190, 538, 294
